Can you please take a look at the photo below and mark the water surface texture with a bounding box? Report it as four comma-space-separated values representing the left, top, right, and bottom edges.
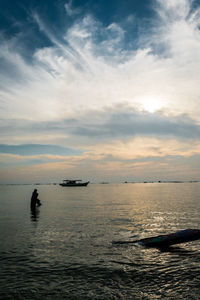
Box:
1, 183, 200, 299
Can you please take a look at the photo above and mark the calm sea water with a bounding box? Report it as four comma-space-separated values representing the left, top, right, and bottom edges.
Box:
1, 182, 200, 299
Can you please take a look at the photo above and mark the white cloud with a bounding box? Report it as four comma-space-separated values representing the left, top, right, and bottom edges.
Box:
0, 0, 200, 141
156, 0, 191, 21
154, 0, 200, 60
64, 1, 80, 16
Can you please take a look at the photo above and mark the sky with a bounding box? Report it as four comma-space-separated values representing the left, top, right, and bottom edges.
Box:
0, 0, 200, 183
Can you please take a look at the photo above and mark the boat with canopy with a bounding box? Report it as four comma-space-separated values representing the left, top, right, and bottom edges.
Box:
59, 179, 90, 187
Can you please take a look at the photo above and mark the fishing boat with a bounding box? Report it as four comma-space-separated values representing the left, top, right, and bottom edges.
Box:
59, 179, 90, 187
113, 229, 200, 248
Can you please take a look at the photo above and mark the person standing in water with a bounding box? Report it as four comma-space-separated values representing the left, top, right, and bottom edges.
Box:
30, 189, 41, 209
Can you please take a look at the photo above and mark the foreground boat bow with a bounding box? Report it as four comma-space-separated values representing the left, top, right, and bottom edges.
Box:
113, 229, 200, 248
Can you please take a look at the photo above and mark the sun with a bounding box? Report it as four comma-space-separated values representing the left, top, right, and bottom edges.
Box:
139, 96, 163, 113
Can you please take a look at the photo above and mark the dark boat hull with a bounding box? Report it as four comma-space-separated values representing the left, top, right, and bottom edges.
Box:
113, 229, 200, 248
138, 229, 200, 247
60, 181, 89, 187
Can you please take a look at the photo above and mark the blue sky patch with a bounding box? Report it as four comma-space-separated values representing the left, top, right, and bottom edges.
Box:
0, 144, 83, 156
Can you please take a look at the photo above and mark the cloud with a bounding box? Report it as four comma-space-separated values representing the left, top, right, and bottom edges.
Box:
64, 1, 81, 17
1, 150, 200, 183
156, 0, 191, 21
0, 153, 62, 168
69, 107, 200, 140
1, 107, 200, 146
0, 1, 200, 123
152, 0, 200, 60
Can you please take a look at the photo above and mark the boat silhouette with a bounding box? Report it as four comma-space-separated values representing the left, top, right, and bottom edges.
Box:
113, 229, 200, 248
59, 179, 90, 187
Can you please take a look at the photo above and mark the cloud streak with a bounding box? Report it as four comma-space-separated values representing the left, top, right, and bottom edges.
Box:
69, 107, 200, 140
1, 107, 200, 144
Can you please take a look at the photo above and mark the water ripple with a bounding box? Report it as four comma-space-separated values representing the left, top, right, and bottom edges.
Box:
1, 183, 200, 299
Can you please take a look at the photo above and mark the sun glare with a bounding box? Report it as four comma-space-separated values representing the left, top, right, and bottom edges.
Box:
140, 96, 163, 113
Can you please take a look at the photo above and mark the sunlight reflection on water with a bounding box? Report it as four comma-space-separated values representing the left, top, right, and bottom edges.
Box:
1, 183, 200, 299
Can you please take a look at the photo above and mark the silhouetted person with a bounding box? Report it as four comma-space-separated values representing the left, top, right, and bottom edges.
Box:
31, 189, 41, 210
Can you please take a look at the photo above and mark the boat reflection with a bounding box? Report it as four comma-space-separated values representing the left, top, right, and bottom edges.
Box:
158, 246, 198, 256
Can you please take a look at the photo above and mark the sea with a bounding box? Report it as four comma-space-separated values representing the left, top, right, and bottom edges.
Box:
1, 182, 200, 299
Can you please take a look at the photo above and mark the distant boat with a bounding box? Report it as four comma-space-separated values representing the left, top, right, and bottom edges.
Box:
59, 179, 90, 187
